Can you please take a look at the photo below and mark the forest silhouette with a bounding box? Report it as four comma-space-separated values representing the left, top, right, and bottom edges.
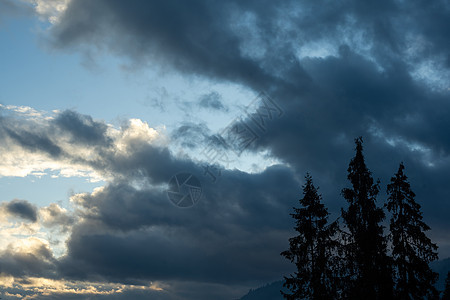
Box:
282, 137, 450, 300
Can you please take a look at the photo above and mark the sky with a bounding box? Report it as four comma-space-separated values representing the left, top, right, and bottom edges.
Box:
0, 0, 450, 299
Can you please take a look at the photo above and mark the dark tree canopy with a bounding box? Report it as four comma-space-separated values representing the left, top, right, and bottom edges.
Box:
281, 174, 339, 300
281, 137, 442, 300
340, 137, 393, 299
443, 272, 450, 300
387, 162, 439, 299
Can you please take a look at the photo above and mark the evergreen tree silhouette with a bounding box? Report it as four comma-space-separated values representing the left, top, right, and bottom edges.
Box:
340, 137, 393, 299
442, 272, 450, 300
281, 173, 339, 300
387, 162, 439, 299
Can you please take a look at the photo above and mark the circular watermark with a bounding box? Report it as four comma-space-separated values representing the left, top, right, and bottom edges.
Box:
167, 172, 202, 208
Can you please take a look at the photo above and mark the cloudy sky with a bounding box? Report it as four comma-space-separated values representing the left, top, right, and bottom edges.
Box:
1, 0, 450, 299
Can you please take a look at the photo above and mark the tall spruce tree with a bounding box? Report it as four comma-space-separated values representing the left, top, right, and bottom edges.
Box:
340, 137, 393, 299
281, 173, 339, 300
387, 162, 439, 299
442, 272, 450, 300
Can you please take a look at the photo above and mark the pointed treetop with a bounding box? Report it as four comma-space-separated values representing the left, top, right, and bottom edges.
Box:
345, 136, 378, 194
396, 162, 406, 177
387, 161, 438, 298
305, 172, 312, 183
352, 137, 364, 165
355, 136, 363, 152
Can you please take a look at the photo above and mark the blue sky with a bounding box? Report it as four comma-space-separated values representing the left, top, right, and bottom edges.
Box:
0, 5, 264, 207
1, 0, 450, 299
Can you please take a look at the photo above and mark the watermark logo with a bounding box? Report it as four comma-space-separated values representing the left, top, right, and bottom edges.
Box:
167, 91, 283, 207
199, 91, 283, 178
166, 172, 202, 208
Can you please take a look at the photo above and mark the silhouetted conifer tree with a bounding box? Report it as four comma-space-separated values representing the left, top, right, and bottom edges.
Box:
281, 174, 339, 300
442, 272, 450, 300
340, 137, 393, 299
387, 162, 439, 299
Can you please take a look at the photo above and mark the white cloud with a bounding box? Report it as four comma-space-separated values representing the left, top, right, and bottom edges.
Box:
0, 107, 167, 182
24, 0, 71, 24
0, 104, 47, 119
113, 118, 168, 154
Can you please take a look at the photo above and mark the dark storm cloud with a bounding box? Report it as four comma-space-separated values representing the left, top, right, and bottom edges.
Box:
54, 110, 111, 146
48, 0, 450, 96
4, 199, 38, 222
76, 165, 298, 235
60, 164, 298, 284
46, 0, 450, 178
105, 143, 197, 185
50, 0, 298, 91
246, 48, 450, 223
48, 0, 450, 93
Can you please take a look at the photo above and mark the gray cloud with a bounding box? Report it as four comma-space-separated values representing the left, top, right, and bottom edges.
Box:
0, 108, 299, 295
53, 110, 111, 146
49, 0, 291, 91
40, 203, 76, 232
4, 199, 38, 222
59, 164, 298, 286
198, 92, 228, 111
45, 0, 450, 180
1, 120, 63, 158
0, 239, 56, 278
170, 121, 211, 150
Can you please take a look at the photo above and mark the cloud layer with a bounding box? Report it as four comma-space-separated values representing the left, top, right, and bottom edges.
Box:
1, 0, 450, 298
0, 107, 300, 299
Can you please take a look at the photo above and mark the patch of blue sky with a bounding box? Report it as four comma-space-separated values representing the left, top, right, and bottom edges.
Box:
0, 172, 104, 208
0, 12, 280, 205
0, 13, 257, 130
